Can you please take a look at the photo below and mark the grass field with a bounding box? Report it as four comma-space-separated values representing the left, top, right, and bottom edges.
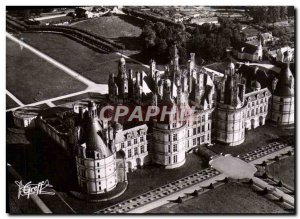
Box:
20, 33, 148, 84
6, 38, 87, 104
148, 182, 290, 214
72, 14, 144, 56
209, 123, 294, 156
266, 156, 294, 189
6, 95, 19, 109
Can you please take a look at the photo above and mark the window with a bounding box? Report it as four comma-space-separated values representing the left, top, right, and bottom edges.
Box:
260, 107, 263, 113
128, 149, 132, 158
248, 111, 250, 117
251, 109, 254, 116
256, 108, 258, 114
252, 102, 255, 106
279, 105, 283, 111
201, 135, 204, 143
128, 140, 131, 147
197, 126, 200, 133
193, 128, 196, 135
173, 155, 177, 163
140, 136, 144, 142
134, 138, 138, 144
261, 99, 263, 103
134, 147, 138, 155
168, 156, 171, 164
173, 134, 177, 141
81, 170, 86, 177
202, 125, 205, 132
173, 144, 177, 152
173, 123, 177, 128
208, 123, 210, 130
97, 163, 99, 167
202, 115, 205, 122
264, 105, 267, 112
193, 138, 197, 146
207, 134, 210, 141
121, 143, 125, 149
168, 145, 171, 153
141, 145, 144, 153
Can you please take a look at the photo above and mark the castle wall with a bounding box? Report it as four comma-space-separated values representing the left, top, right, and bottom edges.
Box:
152, 122, 186, 168
186, 109, 214, 151
38, 118, 68, 152
245, 92, 270, 130
215, 105, 246, 146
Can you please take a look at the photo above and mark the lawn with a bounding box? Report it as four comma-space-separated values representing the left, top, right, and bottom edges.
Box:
266, 156, 294, 189
20, 33, 148, 84
209, 123, 294, 156
148, 182, 291, 214
6, 38, 87, 104
72, 14, 144, 56
6, 95, 19, 109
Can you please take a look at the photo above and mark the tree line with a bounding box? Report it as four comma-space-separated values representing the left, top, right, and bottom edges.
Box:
140, 18, 243, 64
247, 6, 294, 24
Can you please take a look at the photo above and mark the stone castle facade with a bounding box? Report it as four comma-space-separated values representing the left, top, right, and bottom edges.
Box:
13, 46, 294, 196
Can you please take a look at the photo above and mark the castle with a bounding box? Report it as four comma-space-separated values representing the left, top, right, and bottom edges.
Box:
12, 46, 294, 196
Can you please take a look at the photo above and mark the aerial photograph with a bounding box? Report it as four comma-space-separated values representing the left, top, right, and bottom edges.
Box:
6, 5, 295, 214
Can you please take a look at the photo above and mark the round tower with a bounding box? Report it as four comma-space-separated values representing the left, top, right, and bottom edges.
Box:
215, 62, 246, 146
151, 77, 186, 168
76, 101, 117, 194
271, 63, 294, 126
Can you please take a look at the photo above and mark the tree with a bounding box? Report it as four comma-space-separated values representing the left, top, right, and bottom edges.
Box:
75, 8, 86, 18
280, 7, 288, 21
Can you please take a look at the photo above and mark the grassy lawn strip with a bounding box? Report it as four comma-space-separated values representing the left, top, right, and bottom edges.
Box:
6, 38, 87, 104
20, 32, 148, 84
148, 182, 290, 213
72, 15, 142, 39
6, 94, 19, 109
266, 156, 294, 189
72, 14, 144, 56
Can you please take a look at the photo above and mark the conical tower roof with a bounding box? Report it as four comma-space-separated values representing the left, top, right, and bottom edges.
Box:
85, 118, 112, 158
274, 63, 294, 97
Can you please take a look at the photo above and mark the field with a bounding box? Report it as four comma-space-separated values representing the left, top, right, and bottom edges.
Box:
20, 33, 148, 84
6, 38, 87, 104
148, 182, 290, 214
6, 95, 19, 109
209, 123, 294, 156
266, 156, 294, 189
72, 14, 144, 56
